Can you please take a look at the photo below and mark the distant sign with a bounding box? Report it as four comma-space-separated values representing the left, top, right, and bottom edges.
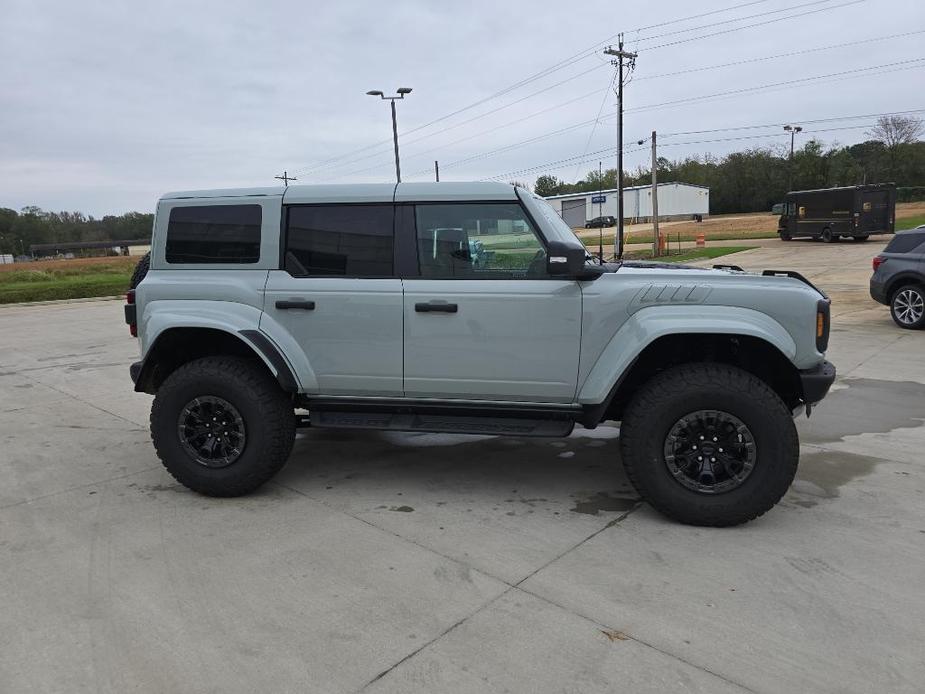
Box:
591, 195, 606, 204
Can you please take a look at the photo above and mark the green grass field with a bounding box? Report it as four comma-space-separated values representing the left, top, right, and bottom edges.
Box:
897, 214, 925, 230
0, 260, 133, 304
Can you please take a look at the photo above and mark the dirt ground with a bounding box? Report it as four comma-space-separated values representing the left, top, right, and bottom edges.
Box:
0, 255, 137, 273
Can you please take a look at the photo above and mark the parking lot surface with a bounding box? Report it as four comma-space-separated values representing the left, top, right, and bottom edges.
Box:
2, 238, 924, 693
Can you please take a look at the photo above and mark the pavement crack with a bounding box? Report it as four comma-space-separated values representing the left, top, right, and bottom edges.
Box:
513, 502, 641, 589
356, 587, 514, 693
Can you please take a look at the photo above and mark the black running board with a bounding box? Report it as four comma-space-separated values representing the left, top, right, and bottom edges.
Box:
300, 410, 575, 437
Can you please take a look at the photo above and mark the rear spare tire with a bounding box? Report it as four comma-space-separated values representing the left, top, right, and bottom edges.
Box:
129, 252, 150, 289
151, 356, 296, 496
620, 363, 798, 527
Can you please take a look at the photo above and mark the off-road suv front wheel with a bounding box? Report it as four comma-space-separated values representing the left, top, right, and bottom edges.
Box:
151, 356, 296, 496
620, 363, 798, 527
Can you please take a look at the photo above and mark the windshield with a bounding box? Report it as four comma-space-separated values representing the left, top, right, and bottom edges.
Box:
517, 189, 586, 247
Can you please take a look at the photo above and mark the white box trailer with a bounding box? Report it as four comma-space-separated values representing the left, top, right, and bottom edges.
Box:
544, 182, 710, 228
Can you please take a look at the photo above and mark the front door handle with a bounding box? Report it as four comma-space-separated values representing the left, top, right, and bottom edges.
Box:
415, 302, 458, 313
275, 300, 315, 310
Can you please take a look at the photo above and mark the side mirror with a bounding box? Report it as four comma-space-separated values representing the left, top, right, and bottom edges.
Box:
546, 241, 603, 280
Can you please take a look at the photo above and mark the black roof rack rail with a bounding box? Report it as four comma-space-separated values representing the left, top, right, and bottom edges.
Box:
761, 269, 829, 300
713, 264, 744, 271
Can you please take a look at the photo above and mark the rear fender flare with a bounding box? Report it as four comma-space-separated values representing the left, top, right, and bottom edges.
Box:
140, 301, 314, 391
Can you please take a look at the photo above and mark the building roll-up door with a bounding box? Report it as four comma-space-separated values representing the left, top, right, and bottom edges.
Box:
561, 199, 587, 229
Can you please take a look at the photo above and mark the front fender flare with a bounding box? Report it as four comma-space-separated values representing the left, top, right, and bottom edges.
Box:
577, 305, 797, 405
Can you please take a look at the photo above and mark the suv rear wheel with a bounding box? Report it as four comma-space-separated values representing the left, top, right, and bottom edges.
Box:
620, 363, 798, 526
890, 284, 925, 329
151, 356, 296, 496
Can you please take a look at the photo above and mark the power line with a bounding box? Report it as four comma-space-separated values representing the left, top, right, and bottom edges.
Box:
395, 61, 925, 181
634, 29, 925, 81
626, 58, 925, 114
644, 0, 865, 51
283, 0, 845, 178
635, 0, 835, 44
481, 110, 923, 183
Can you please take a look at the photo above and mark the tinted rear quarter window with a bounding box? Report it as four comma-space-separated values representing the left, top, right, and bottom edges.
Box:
166, 204, 261, 264
884, 232, 925, 254
284, 205, 394, 277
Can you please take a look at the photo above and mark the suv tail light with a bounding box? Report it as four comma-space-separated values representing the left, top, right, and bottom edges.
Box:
872, 256, 885, 271
125, 289, 137, 337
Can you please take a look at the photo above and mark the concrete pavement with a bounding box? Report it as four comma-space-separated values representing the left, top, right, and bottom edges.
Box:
1, 237, 924, 693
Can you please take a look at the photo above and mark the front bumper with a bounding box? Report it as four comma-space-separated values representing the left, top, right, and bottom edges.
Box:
800, 360, 836, 405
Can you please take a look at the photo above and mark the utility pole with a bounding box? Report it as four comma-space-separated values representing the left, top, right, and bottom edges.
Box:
650, 131, 659, 256
604, 35, 636, 260
783, 124, 802, 191
598, 160, 604, 262
434, 160, 440, 182
274, 171, 297, 187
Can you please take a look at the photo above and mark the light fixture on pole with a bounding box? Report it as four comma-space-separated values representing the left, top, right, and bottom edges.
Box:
783, 124, 803, 191
367, 88, 413, 183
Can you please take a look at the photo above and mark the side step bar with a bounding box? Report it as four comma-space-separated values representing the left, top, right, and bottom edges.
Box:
297, 410, 575, 437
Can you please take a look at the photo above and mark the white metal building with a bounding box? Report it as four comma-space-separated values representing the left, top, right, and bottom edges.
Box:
544, 182, 710, 228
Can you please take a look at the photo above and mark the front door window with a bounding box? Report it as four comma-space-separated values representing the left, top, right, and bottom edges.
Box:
414, 203, 547, 279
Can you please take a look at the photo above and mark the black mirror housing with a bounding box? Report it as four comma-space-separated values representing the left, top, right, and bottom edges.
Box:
546, 241, 602, 280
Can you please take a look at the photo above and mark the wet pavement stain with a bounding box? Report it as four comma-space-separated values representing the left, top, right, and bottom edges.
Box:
789, 450, 882, 507
389, 505, 414, 512
799, 378, 925, 445
570, 491, 640, 515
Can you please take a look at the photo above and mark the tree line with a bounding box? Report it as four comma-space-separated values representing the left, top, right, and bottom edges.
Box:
533, 116, 925, 214
2, 118, 923, 256
0, 207, 153, 256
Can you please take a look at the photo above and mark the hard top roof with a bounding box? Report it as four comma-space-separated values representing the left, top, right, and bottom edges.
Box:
161, 181, 519, 204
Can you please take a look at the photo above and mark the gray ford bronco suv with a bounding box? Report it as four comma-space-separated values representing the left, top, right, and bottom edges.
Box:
125, 182, 835, 526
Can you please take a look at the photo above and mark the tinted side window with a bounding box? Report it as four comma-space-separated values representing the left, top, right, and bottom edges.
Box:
285, 205, 394, 277
166, 205, 261, 264
885, 232, 925, 254
414, 203, 546, 279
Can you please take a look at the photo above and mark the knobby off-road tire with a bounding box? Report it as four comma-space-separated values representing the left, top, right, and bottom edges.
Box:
151, 356, 296, 496
129, 252, 150, 289
620, 363, 799, 527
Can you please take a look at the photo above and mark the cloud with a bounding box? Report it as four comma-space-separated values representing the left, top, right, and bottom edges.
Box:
1, 0, 922, 214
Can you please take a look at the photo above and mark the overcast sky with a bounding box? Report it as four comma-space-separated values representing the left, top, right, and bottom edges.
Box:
1, 0, 923, 216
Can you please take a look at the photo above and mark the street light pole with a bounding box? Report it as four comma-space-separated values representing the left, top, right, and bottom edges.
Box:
367, 88, 413, 183
784, 124, 802, 191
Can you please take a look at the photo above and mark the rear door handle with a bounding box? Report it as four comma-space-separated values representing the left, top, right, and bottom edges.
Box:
415, 302, 458, 313
275, 300, 315, 310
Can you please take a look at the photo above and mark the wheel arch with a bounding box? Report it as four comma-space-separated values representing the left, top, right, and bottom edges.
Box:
133, 326, 297, 394
884, 273, 925, 302
578, 306, 804, 427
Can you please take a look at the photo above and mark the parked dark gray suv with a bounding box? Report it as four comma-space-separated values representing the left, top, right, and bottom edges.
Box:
870, 226, 925, 329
